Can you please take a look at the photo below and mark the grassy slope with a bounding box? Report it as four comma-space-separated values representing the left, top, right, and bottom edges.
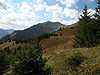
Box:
41, 25, 78, 50
44, 47, 100, 75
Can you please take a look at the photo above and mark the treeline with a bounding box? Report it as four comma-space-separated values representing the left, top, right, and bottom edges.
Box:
14, 32, 58, 44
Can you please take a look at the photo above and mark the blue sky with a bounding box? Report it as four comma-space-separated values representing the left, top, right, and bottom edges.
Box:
0, 0, 98, 30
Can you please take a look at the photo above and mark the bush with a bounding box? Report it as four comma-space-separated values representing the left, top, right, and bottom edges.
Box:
0, 50, 10, 74
65, 53, 86, 75
66, 53, 86, 67
10, 41, 52, 75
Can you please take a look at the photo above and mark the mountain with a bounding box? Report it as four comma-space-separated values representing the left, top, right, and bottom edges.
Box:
0, 21, 66, 43
0, 29, 14, 38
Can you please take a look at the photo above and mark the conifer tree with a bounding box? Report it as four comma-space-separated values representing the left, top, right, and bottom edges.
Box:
94, 0, 100, 45
73, 6, 99, 48
95, 0, 100, 21
10, 40, 52, 75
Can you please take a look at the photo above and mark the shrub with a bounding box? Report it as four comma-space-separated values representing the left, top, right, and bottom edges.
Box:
10, 41, 52, 75
0, 50, 10, 74
65, 53, 86, 75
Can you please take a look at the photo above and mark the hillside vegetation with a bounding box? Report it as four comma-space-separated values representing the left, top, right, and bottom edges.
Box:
44, 47, 100, 75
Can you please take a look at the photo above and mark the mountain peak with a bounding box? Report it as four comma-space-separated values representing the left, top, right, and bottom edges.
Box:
46, 21, 51, 23
44, 21, 51, 24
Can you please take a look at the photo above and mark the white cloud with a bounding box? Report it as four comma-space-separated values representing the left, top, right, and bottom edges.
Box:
51, 9, 79, 25
45, 4, 79, 25
0, 0, 5, 2
19, 2, 31, 13
0, 1, 6, 10
45, 4, 60, 12
0, 23, 22, 30
0, 1, 40, 30
0, 0, 14, 12
88, 0, 94, 2
0, 8, 8, 14
36, 0, 44, 3
45, 4, 63, 21
2, 12, 40, 30
61, 18, 78, 25
55, 0, 79, 7
88, 9, 96, 15
33, 4, 45, 11
6, 2, 14, 12
63, 8, 78, 19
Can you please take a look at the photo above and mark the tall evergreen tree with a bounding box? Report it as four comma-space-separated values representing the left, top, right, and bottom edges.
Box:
94, 0, 100, 45
10, 40, 52, 75
73, 6, 100, 48
95, 0, 100, 21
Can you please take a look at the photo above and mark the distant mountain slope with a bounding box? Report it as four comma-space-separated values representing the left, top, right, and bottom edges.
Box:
0, 22, 79, 50
0, 29, 14, 38
0, 21, 66, 43
42, 22, 79, 49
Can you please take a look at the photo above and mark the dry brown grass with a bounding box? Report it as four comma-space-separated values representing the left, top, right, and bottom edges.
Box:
44, 47, 100, 75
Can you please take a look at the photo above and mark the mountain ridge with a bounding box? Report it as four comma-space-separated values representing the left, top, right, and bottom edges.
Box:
0, 21, 66, 43
0, 29, 14, 38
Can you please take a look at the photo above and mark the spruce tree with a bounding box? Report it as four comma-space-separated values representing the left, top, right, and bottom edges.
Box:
73, 6, 99, 48
10, 40, 52, 75
95, 0, 100, 21
94, 0, 100, 45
